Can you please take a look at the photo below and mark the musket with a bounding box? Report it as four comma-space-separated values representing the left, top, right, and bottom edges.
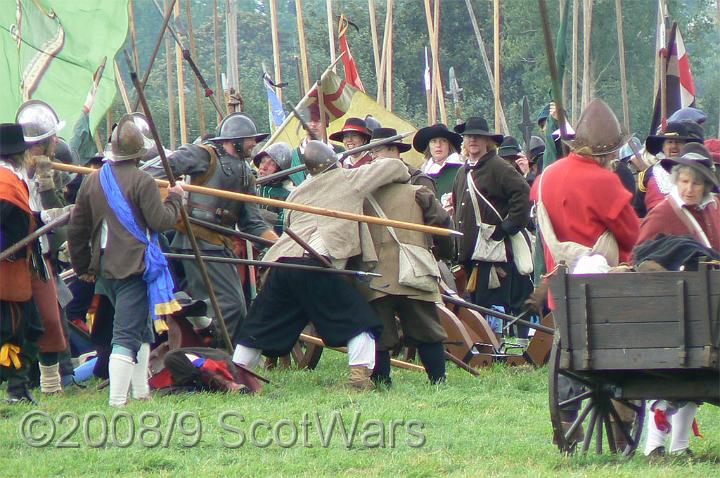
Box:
519, 96, 534, 157
445, 66, 463, 124
51, 162, 461, 237
441, 293, 554, 334
538, 0, 569, 141
256, 164, 307, 185
165, 253, 381, 279
0, 212, 71, 262
124, 50, 234, 354
187, 217, 275, 247
150, 0, 224, 118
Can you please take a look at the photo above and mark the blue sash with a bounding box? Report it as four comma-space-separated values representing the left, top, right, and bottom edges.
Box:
98, 164, 180, 322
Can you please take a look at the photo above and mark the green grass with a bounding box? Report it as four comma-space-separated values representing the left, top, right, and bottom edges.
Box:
1, 352, 718, 478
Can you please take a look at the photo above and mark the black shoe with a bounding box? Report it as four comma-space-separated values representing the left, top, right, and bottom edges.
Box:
370, 374, 392, 386
5, 386, 37, 405
647, 446, 666, 458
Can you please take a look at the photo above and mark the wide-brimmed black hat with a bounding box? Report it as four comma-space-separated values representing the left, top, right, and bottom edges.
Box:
497, 136, 521, 158
0, 123, 29, 155
645, 121, 704, 156
454, 116, 504, 145
660, 142, 719, 192
412, 123, 463, 153
370, 127, 412, 153
329, 117, 371, 143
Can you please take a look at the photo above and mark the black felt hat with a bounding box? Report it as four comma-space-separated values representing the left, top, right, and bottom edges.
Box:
453, 116, 504, 145
0, 123, 29, 155
370, 127, 412, 153
645, 121, 704, 156
497, 136, 522, 158
412, 123, 463, 153
660, 142, 719, 192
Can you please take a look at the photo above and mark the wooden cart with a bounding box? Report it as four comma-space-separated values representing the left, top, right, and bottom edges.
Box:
548, 264, 720, 455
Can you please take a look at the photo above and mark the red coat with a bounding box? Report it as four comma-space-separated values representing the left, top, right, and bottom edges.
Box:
530, 153, 640, 275
637, 195, 720, 251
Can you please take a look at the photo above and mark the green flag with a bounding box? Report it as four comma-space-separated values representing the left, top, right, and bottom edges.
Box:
0, 0, 128, 140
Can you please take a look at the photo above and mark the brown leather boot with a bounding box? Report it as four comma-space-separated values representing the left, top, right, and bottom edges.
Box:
348, 366, 374, 391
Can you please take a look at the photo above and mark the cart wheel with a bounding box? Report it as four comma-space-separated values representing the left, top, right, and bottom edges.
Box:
549, 335, 644, 455
291, 324, 323, 370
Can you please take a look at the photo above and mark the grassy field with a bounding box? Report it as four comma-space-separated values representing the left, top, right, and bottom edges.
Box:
1, 352, 718, 478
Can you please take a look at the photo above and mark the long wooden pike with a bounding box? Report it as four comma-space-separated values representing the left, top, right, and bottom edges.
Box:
0, 212, 70, 262
299, 334, 425, 372
51, 161, 460, 237
124, 50, 234, 354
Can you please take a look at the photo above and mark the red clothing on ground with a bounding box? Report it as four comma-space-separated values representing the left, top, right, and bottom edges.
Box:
530, 152, 640, 275
637, 196, 720, 251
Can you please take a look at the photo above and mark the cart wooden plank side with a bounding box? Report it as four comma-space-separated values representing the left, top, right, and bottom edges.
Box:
547, 264, 720, 455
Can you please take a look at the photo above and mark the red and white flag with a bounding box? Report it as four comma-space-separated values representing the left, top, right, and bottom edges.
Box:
649, 21, 696, 135
337, 15, 364, 92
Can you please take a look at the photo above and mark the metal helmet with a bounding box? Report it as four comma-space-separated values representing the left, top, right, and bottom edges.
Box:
253, 142, 292, 170
563, 99, 630, 156
103, 114, 148, 162
303, 140, 338, 175
54, 138, 80, 165
15, 99, 66, 143
528, 135, 545, 161
364, 115, 382, 133
210, 113, 269, 143
128, 112, 154, 143
618, 136, 642, 162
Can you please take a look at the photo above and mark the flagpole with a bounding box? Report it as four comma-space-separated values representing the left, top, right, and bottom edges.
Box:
581, 0, 593, 110
164, 0, 177, 149
186, 0, 207, 135
385, 0, 395, 111
424, 47, 433, 124
295, 0, 311, 93
615, 0, 630, 133
213, 0, 223, 124
571, 0, 578, 123
174, 0, 188, 144
317, 71, 328, 142
368, 0, 381, 87
326, 0, 336, 69
464, 0, 508, 134
432, 0, 447, 124
493, 0, 501, 133
114, 60, 132, 114
226, 0, 241, 113
269, 0, 283, 104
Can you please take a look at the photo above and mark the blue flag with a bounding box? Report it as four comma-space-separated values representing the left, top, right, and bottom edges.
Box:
264, 74, 286, 131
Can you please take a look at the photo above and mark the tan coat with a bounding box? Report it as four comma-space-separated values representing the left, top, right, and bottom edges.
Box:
263, 158, 410, 263
358, 183, 444, 303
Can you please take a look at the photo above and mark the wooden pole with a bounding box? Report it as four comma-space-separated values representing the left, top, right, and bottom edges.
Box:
213, 0, 223, 124
295, 0, 311, 93
326, 0, 336, 69
377, 2, 391, 106
425, 47, 433, 124
614, 0, 630, 132
127, 0, 141, 73
571, 0, 579, 123
269, 0, 283, 104
225, 0, 240, 113
432, 0, 447, 124
368, 0, 381, 88
186, 0, 207, 135
105, 109, 113, 149
299, 334, 426, 372
385, 0, 394, 111
174, 0, 188, 144
464, 0, 509, 134
164, 0, 177, 149
114, 60, 132, 114
423, 0, 435, 122
52, 162, 460, 237
493, 0, 501, 132
581, 0, 593, 110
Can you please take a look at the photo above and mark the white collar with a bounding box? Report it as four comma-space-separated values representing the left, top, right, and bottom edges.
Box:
422, 152, 464, 175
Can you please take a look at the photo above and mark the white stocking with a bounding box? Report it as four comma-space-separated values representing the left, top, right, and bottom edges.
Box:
108, 354, 135, 407
232, 344, 262, 370
643, 402, 669, 455
669, 403, 698, 453
347, 332, 375, 370
131, 343, 151, 399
